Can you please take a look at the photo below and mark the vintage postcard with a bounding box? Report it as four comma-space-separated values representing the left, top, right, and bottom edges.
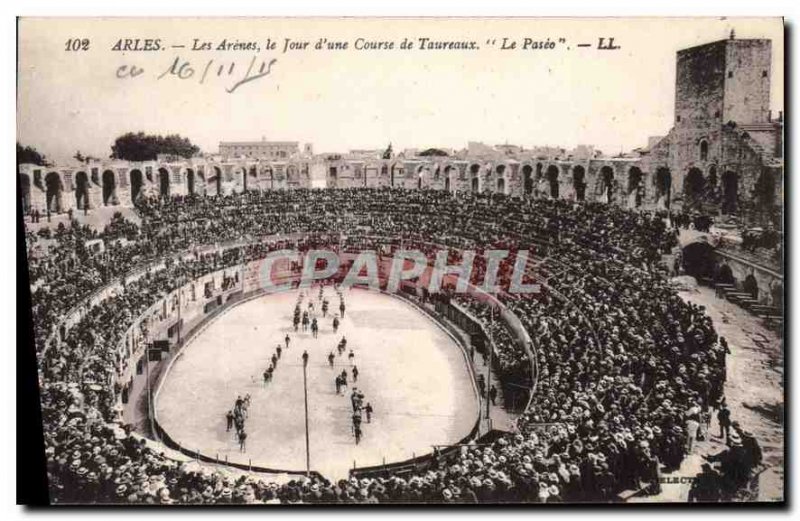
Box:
17, 17, 784, 505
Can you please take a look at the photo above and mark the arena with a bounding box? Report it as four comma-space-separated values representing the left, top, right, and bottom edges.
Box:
154, 287, 480, 479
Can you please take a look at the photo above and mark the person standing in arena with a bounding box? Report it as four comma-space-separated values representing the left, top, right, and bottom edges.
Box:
285, 334, 291, 349
352, 365, 359, 382
340, 300, 346, 318
348, 349, 355, 365
311, 318, 319, 338
364, 402, 373, 423
328, 351, 335, 367
225, 410, 234, 432
333, 316, 340, 333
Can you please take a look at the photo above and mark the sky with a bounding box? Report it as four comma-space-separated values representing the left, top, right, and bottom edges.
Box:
17, 17, 784, 163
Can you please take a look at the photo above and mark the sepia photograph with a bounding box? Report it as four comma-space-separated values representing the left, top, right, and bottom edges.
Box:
15, 15, 785, 506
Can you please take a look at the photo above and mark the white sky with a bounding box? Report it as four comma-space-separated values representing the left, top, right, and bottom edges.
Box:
17, 17, 783, 163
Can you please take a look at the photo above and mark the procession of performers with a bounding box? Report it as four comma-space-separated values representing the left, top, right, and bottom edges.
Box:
228, 284, 375, 450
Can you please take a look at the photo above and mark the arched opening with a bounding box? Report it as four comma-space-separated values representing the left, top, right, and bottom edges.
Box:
20, 173, 31, 214
600, 166, 614, 203
158, 168, 170, 198
75, 171, 89, 210
721, 171, 738, 214
546, 165, 560, 198
186, 169, 195, 196
627, 167, 642, 208
444, 166, 456, 192
497, 177, 506, 194
684, 167, 705, 207
655, 167, 672, 208
211, 166, 222, 196
707, 166, 718, 193
573, 165, 586, 201
102, 169, 117, 205
249, 166, 258, 189
416, 166, 427, 190
470, 164, 481, 193
755, 169, 776, 208
45, 172, 63, 213
263, 167, 273, 190
700, 140, 709, 161
682, 240, 716, 280
390, 164, 400, 187
523, 165, 534, 196
129, 169, 142, 204
743, 272, 759, 301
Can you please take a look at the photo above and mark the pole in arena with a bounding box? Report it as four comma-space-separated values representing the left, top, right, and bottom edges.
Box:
303, 354, 311, 476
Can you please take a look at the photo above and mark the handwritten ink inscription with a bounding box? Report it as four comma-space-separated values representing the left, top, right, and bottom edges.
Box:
116, 55, 278, 93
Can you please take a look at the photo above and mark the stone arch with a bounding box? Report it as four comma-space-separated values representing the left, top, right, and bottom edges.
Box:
210, 166, 223, 195
721, 171, 738, 214
600, 165, 614, 203
444, 165, 458, 192
546, 164, 560, 198
20, 173, 31, 214
684, 167, 705, 207
186, 168, 196, 196
416, 165, 428, 189
45, 171, 63, 212
102, 169, 117, 205
522, 164, 534, 196
75, 171, 90, 210
262, 166, 274, 190
129, 169, 143, 204
572, 165, 586, 201
627, 166, 643, 208
655, 167, 672, 208
471, 176, 480, 193
469, 164, 482, 193
158, 168, 170, 198
248, 166, 258, 190
700, 139, 709, 161
496, 176, 506, 194
707, 165, 718, 191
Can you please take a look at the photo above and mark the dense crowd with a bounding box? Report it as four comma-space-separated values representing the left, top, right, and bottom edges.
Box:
25, 188, 758, 503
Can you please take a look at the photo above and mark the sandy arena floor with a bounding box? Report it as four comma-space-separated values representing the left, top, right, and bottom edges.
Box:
155, 287, 480, 479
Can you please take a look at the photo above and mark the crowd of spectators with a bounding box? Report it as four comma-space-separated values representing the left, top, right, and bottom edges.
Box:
25, 188, 759, 503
